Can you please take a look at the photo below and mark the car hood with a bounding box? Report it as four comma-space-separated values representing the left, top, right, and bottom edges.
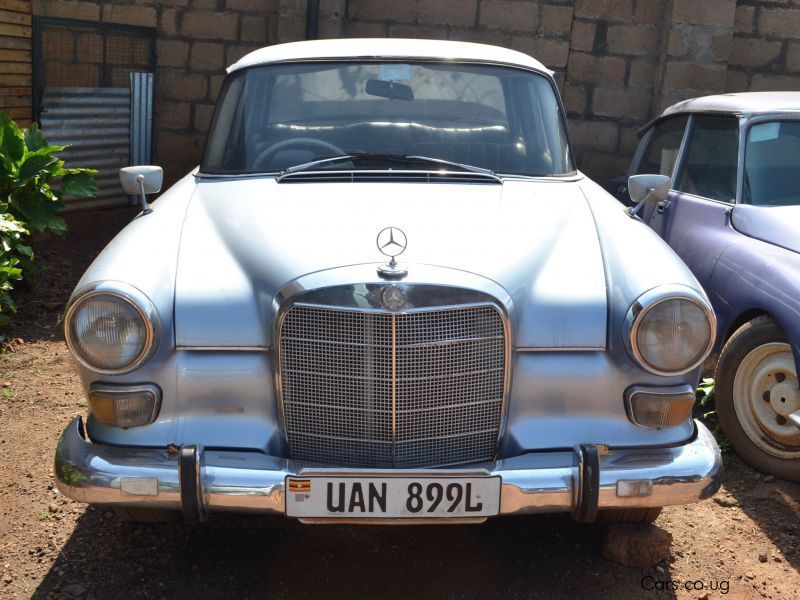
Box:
731, 204, 800, 254
174, 177, 608, 348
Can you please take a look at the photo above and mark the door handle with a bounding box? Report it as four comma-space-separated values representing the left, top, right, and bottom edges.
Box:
656, 199, 671, 214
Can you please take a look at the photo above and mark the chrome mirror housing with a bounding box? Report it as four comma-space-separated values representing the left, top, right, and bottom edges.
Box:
120, 165, 163, 214
626, 174, 671, 217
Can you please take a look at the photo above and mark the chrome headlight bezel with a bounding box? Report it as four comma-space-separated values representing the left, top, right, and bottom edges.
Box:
64, 281, 160, 375
624, 284, 716, 377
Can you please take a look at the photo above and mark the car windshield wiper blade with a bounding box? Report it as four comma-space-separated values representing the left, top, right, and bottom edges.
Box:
280, 153, 501, 180
402, 154, 498, 177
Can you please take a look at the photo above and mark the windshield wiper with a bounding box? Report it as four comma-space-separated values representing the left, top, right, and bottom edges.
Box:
279, 153, 501, 180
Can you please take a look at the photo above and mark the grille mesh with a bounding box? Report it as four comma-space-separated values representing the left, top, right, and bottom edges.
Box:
279, 304, 506, 468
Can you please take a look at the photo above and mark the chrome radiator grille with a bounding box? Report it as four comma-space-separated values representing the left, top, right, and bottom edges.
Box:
279, 304, 506, 468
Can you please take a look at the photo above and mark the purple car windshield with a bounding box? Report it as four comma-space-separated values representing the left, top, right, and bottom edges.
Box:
201, 61, 573, 177
744, 120, 800, 206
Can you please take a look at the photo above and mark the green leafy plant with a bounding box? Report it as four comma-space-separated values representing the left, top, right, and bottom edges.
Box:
696, 377, 716, 419
695, 377, 731, 453
0, 112, 97, 325
0, 213, 28, 325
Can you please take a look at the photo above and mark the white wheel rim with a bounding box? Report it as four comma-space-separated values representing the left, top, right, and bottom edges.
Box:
732, 342, 800, 459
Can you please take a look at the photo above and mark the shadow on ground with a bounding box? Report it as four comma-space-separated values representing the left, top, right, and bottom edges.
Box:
32, 511, 675, 600
723, 454, 800, 573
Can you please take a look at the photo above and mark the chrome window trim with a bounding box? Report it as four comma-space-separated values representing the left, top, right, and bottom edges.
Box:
623, 284, 716, 377
739, 114, 800, 206
273, 284, 512, 467
64, 281, 160, 375
204, 58, 577, 178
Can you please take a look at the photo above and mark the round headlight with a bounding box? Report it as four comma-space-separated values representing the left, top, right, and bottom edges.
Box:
65, 285, 158, 374
627, 286, 716, 376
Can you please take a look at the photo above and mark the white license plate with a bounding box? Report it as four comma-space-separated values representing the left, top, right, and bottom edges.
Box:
285, 475, 501, 519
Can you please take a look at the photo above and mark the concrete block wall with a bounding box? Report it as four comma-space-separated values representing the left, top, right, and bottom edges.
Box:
23, 0, 800, 186
728, 0, 800, 92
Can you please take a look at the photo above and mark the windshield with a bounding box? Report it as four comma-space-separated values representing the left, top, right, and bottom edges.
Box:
744, 120, 800, 206
201, 61, 573, 177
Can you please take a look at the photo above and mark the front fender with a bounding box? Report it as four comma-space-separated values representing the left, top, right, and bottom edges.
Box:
709, 237, 800, 372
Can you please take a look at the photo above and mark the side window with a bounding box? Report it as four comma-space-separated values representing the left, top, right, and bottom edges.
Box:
637, 116, 688, 177
675, 116, 739, 203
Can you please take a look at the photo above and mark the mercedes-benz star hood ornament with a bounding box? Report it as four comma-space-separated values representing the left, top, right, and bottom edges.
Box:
376, 226, 408, 278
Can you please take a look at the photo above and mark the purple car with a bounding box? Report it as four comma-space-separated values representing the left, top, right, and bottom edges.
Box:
610, 92, 800, 482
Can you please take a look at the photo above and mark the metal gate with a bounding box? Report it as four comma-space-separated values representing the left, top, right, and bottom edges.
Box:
33, 17, 155, 210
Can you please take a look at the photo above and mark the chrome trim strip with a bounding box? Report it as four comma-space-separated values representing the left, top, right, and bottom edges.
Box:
276, 169, 502, 184
176, 346, 272, 352
515, 347, 605, 352
54, 417, 723, 517
391, 313, 397, 466
298, 517, 488, 525
623, 284, 717, 376
64, 281, 160, 375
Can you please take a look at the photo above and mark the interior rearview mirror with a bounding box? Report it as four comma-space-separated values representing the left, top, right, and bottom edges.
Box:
365, 79, 414, 101
120, 166, 163, 215
626, 174, 671, 217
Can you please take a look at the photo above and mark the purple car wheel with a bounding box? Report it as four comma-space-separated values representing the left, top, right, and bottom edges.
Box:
716, 316, 800, 482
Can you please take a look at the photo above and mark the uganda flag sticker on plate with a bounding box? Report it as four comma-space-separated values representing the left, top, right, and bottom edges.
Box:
288, 478, 311, 493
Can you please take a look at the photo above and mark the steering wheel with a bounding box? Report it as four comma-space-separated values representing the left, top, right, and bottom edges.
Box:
252, 138, 345, 171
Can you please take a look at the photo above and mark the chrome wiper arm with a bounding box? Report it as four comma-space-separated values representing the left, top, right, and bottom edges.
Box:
281, 154, 358, 175
402, 155, 499, 178
282, 152, 435, 175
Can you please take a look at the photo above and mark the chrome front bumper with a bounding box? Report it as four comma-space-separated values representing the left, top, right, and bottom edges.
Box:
54, 418, 722, 521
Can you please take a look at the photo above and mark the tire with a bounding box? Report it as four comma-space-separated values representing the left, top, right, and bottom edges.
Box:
596, 507, 662, 524
112, 507, 182, 524
715, 316, 800, 483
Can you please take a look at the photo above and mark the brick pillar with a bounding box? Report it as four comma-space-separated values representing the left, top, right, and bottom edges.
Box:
652, 0, 737, 113
564, 0, 669, 180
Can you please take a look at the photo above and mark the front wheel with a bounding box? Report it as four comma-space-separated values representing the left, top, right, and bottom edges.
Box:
715, 316, 800, 482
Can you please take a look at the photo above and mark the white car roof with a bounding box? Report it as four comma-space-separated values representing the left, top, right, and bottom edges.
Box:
661, 91, 800, 117
228, 38, 550, 74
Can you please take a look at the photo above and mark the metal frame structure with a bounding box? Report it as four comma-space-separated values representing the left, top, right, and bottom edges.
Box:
32, 16, 156, 123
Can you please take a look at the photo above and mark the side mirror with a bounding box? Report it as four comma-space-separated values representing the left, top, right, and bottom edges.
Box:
626, 174, 671, 217
120, 166, 163, 214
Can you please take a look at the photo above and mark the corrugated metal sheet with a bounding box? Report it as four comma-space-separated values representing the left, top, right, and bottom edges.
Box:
130, 72, 153, 165
41, 87, 130, 211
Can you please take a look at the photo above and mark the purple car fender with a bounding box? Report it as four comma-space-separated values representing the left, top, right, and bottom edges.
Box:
707, 233, 800, 375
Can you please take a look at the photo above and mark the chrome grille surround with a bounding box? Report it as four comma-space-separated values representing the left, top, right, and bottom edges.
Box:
277, 286, 509, 468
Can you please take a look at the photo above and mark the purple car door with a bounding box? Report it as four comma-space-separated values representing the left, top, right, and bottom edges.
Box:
647, 115, 741, 289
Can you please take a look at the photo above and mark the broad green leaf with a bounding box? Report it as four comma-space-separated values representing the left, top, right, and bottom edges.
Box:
46, 215, 67, 236
14, 244, 32, 257
60, 171, 98, 198
0, 265, 22, 280
8, 195, 60, 233
0, 113, 24, 163
23, 123, 48, 152
18, 153, 59, 183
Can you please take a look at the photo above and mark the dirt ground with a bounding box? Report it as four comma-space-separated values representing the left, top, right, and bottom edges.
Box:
0, 209, 798, 600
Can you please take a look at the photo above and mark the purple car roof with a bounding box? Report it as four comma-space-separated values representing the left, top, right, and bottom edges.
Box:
661, 91, 800, 117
